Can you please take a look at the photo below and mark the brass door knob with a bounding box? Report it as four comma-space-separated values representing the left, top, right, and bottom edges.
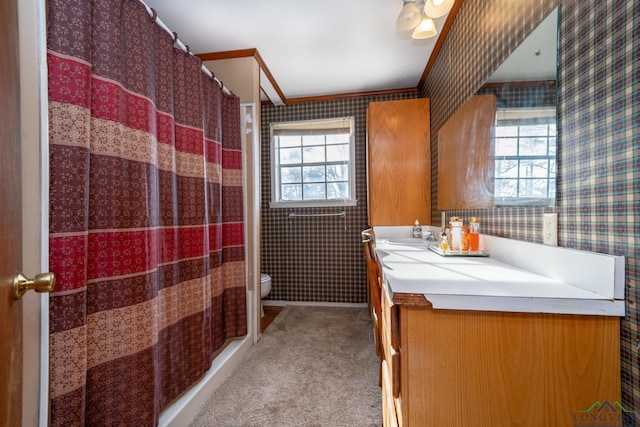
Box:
13, 272, 56, 300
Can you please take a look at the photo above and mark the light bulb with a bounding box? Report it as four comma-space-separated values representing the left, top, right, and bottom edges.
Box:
412, 16, 437, 39
423, 0, 455, 18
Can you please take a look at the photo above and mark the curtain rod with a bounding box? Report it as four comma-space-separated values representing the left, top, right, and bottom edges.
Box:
139, 0, 232, 96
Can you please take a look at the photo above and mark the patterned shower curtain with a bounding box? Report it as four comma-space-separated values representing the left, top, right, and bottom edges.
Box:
46, 0, 247, 425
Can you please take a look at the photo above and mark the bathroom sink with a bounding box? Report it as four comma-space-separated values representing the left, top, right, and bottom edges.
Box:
384, 238, 427, 246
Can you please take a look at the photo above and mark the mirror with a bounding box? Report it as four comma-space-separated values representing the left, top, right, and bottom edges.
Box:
438, 7, 559, 210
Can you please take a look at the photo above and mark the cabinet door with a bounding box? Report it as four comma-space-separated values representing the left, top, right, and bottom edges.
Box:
437, 94, 496, 209
399, 304, 621, 426
367, 98, 430, 226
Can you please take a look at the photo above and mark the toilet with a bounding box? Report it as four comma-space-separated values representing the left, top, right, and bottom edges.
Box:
260, 273, 272, 317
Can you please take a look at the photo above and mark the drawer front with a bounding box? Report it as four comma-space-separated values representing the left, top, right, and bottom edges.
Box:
382, 286, 402, 408
381, 359, 398, 427
382, 289, 399, 350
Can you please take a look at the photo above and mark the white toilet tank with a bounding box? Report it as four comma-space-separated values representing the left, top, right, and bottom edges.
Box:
260, 274, 271, 298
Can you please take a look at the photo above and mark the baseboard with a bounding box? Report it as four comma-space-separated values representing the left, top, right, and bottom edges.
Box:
158, 335, 253, 427
263, 300, 367, 308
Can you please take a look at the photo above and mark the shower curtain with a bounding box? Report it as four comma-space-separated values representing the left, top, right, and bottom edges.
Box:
46, 0, 247, 425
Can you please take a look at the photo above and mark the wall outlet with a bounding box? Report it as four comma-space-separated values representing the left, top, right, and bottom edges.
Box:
543, 213, 558, 246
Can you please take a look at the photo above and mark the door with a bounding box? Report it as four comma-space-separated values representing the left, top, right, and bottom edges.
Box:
1, 0, 49, 424
0, 0, 25, 424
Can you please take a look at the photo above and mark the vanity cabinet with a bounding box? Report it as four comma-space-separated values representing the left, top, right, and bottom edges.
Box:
366, 98, 430, 226
380, 286, 621, 427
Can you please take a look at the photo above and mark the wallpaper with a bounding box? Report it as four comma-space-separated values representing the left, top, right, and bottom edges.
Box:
422, 0, 639, 417
261, 93, 417, 303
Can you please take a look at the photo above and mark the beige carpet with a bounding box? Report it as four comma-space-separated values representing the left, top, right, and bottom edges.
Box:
187, 305, 382, 427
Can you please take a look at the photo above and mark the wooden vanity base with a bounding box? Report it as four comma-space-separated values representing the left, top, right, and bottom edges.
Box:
381, 290, 621, 427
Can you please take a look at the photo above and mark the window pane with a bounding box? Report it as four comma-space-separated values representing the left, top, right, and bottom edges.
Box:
303, 146, 325, 163
519, 160, 550, 178
327, 182, 348, 199
519, 125, 548, 136
281, 167, 301, 184
549, 159, 556, 176
495, 138, 518, 156
549, 179, 556, 198
303, 166, 325, 182
327, 164, 348, 181
519, 138, 549, 155
302, 135, 324, 146
281, 184, 301, 201
519, 179, 548, 197
495, 126, 518, 137
327, 144, 349, 162
303, 183, 325, 200
496, 159, 519, 178
280, 147, 301, 164
495, 179, 518, 197
326, 133, 349, 145
279, 135, 300, 148
548, 137, 557, 155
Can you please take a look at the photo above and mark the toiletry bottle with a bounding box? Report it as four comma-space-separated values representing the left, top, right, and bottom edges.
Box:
461, 225, 470, 251
469, 217, 480, 251
413, 219, 422, 238
449, 217, 463, 251
440, 232, 449, 252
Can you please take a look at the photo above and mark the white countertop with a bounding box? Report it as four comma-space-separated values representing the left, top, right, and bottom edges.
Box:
373, 232, 625, 316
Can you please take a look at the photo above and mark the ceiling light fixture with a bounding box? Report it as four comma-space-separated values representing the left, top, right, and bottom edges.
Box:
396, 1, 421, 31
396, 0, 454, 39
423, 0, 455, 19
412, 16, 437, 39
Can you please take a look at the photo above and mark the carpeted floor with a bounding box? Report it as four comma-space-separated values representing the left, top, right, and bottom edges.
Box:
187, 305, 382, 427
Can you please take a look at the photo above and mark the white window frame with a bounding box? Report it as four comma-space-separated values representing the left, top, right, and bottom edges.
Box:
269, 117, 357, 209
494, 107, 557, 207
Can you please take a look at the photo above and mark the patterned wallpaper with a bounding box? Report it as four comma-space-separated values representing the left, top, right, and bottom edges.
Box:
422, 0, 639, 417
260, 93, 416, 303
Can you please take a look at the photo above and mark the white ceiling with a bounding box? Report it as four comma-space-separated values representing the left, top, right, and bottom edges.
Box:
487, 8, 558, 83
141, 0, 452, 104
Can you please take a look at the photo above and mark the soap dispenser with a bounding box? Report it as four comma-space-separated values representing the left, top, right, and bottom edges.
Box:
413, 219, 422, 238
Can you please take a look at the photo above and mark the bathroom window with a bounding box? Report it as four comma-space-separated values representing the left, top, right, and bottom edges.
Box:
269, 117, 356, 208
494, 107, 556, 206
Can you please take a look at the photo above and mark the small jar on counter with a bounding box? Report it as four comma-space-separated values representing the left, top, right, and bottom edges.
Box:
461, 225, 471, 251
413, 219, 422, 238
449, 217, 463, 251
440, 232, 449, 252
469, 217, 480, 251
